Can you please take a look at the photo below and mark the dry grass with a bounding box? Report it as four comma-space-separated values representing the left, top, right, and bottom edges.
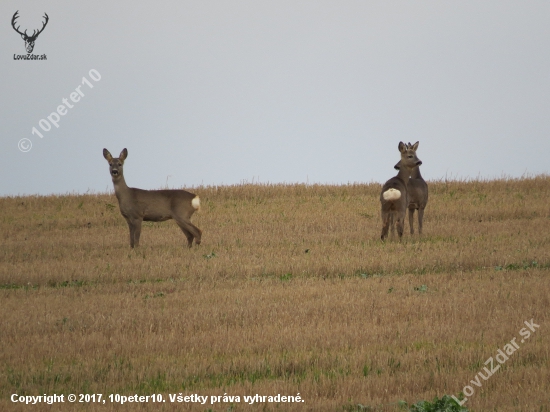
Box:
1, 176, 549, 411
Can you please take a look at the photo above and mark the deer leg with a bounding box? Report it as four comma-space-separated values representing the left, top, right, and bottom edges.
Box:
389, 213, 395, 237
175, 218, 202, 247
188, 222, 202, 245
408, 208, 415, 235
126, 219, 136, 248
418, 207, 425, 235
380, 210, 390, 240
176, 224, 194, 248
133, 219, 143, 247
395, 208, 407, 238
125, 218, 143, 248
396, 211, 405, 240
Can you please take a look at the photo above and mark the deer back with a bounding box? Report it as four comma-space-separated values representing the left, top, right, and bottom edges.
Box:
380, 175, 409, 211
120, 188, 198, 221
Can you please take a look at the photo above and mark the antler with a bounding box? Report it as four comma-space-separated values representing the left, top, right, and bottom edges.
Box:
29, 13, 49, 39
11, 11, 26, 37
11, 11, 49, 40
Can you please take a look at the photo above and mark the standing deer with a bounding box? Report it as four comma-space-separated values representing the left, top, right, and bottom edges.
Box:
394, 142, 428, 235
380, 141, 422, 240
103, 148, 202, 248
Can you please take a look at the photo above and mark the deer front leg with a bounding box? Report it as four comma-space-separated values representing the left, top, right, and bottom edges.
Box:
126, 218, 142, 248
126, 220, 136, 248
133, 219, 143, 247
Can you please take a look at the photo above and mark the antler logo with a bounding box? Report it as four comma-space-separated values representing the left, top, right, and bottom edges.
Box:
11, 11, 49, 54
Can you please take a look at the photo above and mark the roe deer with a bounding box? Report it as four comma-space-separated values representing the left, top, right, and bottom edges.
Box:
380, 141, 422, 240
394, 142, 428, 235
103, 148, 202, 248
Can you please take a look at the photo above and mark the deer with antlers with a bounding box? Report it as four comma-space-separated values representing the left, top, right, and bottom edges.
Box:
394, 142, 429, 235
11, 11, 49, 54
380, 141, 422, 241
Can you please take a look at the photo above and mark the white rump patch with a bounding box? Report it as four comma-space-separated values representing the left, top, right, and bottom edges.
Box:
192, 196, 201, 211
383, 188, 401, 201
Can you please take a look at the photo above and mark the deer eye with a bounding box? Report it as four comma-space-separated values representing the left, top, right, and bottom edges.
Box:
118, 163, 122, 167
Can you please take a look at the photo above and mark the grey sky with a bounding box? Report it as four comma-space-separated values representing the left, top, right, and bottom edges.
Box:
1, 1, 549, 196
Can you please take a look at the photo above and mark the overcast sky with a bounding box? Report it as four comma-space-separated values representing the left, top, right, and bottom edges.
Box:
1, 1, 549, 196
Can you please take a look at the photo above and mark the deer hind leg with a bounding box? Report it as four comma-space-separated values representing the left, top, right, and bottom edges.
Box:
417, 207, 425, 235
396, 211, 405, 240
175, 218, 202, 247
380, 209, 391, 240
408, 208, 415, 235
177, 225, 194, 248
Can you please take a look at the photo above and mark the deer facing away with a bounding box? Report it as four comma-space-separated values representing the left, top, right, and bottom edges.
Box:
380, 141, 422, 240
394, 142, 428, 235
103, 148, 202, 248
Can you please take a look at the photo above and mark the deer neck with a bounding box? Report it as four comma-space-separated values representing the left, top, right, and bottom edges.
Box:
112, 175, 131, 200
396, 166, 412, 185
409, 166, 422, 179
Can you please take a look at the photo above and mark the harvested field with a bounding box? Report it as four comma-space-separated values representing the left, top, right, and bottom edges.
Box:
1, 176, 549, 411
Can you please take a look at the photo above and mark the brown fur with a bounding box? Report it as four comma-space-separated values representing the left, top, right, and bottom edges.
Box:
394, 142, 429, 234
380, 141, 422, 240
103, 148, 202, 248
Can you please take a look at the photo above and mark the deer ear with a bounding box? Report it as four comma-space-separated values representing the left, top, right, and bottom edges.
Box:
103, 149, 113, 161
394, 161, 401, 170
398, 141, 406, 153
119, 148, 128, 162
411, 141, 419, 151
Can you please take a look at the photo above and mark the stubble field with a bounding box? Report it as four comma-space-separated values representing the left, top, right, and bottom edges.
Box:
1, 176, 549, 411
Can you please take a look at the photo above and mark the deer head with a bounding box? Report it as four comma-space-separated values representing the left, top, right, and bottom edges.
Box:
12, 11, 49, 54
103, 148, 128, 182
394, 142, 421, 170
398, 141, 422, 170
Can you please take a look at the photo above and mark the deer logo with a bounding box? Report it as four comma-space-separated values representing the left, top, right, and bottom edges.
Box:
11, 11, 49, 54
